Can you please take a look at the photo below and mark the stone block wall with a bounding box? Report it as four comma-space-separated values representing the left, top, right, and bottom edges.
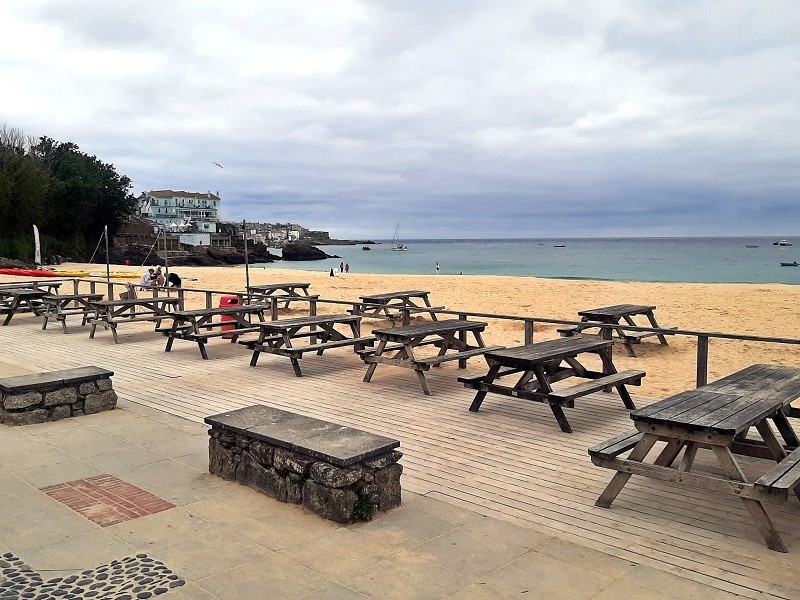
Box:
0, 367, 117, 425
208, 428, 402, 523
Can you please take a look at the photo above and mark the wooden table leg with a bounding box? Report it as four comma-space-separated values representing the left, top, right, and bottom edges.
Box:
711, 445, 787, 552
754, 420, 787, 461
653, 439, 684, 466
2, 299, 19, 326
363, 340, 387, 382
531, 365, 573, 433
772, 411, 800, 449
415, 369, 431, 395
469, 363, 501, 412
646, 311, 670, 346
595, 433, 659, 507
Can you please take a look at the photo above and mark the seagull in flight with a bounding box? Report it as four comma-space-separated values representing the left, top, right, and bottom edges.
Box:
211, 161, 224, 168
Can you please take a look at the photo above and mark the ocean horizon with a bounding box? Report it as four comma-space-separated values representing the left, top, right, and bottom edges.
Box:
251, 237, 800, 285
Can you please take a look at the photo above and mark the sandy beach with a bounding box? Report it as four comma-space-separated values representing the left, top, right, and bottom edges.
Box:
5, 263, 800, 399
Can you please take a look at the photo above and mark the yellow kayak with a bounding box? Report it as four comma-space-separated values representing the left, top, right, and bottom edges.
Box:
51, 270, 91, 277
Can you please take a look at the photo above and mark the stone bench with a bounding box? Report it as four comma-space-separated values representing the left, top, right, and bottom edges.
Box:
0, 366, 117, 425
205, 405, 402, 523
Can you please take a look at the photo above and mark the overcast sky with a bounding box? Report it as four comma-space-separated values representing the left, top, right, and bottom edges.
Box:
2, 1, 798, 239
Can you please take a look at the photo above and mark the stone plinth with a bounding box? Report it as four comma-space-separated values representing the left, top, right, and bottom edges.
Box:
0, 366, 116, 425
205, 405, 402, 523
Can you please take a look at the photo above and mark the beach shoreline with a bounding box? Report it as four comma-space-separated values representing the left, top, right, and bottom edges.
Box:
4, 262, 799, 400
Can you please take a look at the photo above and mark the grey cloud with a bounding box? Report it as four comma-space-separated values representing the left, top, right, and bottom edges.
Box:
2, 1, 797, 238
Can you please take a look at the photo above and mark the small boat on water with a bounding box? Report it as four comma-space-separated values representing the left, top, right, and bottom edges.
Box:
362, 246, 371, 251
554, 244, 566, 248
390, 223, 408, 251
773, 240, 792, 246
780, 262, 799, 267
746, 245, 758, 248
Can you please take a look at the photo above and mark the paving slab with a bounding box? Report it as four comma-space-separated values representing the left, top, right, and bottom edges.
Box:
348, 549, 472, 600
195, 554, 331, 599
480, 550, 617, 600
282, 527, 398, 580
411, 524, 530, 577
0, 401, 760, 600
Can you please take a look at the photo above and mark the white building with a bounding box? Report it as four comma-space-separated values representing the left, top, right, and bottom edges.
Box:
137, 190, 221, 246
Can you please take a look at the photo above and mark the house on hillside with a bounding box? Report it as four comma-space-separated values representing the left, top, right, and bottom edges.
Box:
136, 190, 231, 247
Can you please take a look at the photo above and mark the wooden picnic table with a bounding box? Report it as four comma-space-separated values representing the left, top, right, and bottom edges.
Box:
559, 303, 675, 357
0, 280, 63, 294
363, 319, 499, 396
591, 364, 800, 552
164, 304, 268, 359
0, 288, 49, 325
246, 283, 312, 309
245, 313, 371, 376
88, 297, 179, 343
461, 337, 645, 433
41, 293, 104, 333
357, 290, 442, 324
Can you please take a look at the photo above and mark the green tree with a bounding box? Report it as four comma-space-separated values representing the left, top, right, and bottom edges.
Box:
0, 126, 137, 260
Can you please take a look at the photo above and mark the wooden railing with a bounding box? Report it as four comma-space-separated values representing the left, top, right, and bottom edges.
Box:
61, 277, 800, 389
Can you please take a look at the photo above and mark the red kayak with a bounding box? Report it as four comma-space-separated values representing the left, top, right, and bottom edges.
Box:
0, 268, 64, 277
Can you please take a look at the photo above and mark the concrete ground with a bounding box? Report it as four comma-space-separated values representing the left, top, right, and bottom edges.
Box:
0, 395, 742, 600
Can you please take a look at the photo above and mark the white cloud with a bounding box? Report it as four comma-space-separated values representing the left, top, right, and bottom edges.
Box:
0, 0, 798, 237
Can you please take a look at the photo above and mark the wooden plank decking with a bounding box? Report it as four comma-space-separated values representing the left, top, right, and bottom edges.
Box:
1, 313, 799, 599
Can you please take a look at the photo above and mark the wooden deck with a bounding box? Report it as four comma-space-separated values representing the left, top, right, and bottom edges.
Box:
2, 313, 799, 600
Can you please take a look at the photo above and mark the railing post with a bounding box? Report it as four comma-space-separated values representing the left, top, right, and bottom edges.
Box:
205, 291, 212, 309
696, 335, 709, 388
401, 307, 411, 326
524, 320, 534, 345
270, 298, 279, 321
458, 313, 467, 369
177, 289, 186, 311
72, 279, 79, 294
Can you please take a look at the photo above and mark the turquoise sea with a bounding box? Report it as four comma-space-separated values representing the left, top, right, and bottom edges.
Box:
252, 237, 800, 284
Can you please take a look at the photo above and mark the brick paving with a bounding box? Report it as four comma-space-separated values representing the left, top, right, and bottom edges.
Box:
41, 474, 176, 527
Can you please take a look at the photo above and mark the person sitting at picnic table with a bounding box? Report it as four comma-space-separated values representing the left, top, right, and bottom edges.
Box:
140, 268, 155, 287
154, 266, 166, 287
167, 272, 182, 288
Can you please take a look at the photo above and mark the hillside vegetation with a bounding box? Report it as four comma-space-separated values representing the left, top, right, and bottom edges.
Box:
0, 124, 135, 261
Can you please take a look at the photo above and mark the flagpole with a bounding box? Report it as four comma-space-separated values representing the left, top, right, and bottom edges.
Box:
104, 225, 110, 282
243, 219, 250, 293
163, 226, 169, 283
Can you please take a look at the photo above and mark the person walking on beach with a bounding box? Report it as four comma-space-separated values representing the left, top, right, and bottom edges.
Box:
345, 262, 350, 273
339, 262, 344, 274
435, 262, 440, 275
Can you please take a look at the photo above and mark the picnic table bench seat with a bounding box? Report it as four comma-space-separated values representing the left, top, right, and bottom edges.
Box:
457, 367, 524, 385
556, 321, 604, 336
549, 369, 645, 403
356, 338, 442, 359
755, 447, 800, 500
413, 345, 504, 368
283, 335, 376, 358
558, 323, 678, 342
589, 430, 646, 461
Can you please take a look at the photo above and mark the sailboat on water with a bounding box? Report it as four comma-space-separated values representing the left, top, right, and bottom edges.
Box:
391, 223, 408, 251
